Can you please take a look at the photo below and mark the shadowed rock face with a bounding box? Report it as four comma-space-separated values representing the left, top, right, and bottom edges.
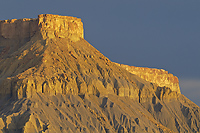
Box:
0, 14, 199, 133
0, 18, 38, 40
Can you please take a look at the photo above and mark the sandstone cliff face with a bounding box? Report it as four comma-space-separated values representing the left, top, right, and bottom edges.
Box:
0, 14, 199, 133
0, 18, 38, 40
0, 14, 180, 102
38, 14, 83, 41
0, 14, 178, 103
0, 14, 83, 42
116, 63, 180, 93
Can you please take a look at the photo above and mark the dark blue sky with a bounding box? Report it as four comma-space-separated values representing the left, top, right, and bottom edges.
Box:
1, 0, 200, 105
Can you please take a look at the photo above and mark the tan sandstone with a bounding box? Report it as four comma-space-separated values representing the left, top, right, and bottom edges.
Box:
0, 14, 83, 42
115, 63, 180, 93
0, 14, 199, 133
0, 14, 179, 101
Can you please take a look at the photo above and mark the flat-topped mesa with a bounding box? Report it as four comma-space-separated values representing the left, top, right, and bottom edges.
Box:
116, 63, 181, 93
0, 18, 38, 40
0, 14, 84, 41
38, 14, 83, 41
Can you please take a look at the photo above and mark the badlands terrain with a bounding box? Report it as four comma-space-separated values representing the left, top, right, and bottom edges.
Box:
0, 14, 199, 133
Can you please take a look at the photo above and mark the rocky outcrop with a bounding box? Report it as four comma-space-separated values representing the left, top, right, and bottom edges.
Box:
0, 14, 83, 42
0, 14, 199, 133
0, 18, 38, 40
0, 14, 179, 102
38, 14, 83, 41
115, 63, 180, 93
0, 38, 150, 102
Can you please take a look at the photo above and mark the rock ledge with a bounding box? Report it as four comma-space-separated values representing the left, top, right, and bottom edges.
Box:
0, 14, 83, 41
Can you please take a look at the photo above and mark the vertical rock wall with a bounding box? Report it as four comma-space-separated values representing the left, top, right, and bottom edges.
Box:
116, 63, 180, 93
38, 14, 84, 41
0, 18, 38, 40
0, 14, 84, 42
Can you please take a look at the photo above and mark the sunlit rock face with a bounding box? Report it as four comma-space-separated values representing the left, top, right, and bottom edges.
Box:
0, 14, 83, 41
0, 14, 199, 133
115, 63, 180, 93
38, 14, 84, 41
0, 14, 148, 101
0, 14, 179, 102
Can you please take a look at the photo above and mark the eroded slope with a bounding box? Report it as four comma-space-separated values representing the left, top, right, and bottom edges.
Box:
0, 14, 199, 133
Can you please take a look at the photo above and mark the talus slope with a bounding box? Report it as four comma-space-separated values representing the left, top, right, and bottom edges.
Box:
0, 14, 199, 133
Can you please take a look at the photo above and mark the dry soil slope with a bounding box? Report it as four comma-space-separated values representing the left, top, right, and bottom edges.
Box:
0, 14, 199, 133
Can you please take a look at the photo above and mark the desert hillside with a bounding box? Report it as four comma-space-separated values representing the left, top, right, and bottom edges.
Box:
0, 14, 199, 133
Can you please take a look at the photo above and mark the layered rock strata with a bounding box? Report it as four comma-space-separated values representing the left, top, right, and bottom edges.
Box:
116, 63, 180, 93
38, 14, 83, 41
0, 18, 38, 40
0, 14, 199, 133
0, 14, 83, 41
0, 14, 179, 102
